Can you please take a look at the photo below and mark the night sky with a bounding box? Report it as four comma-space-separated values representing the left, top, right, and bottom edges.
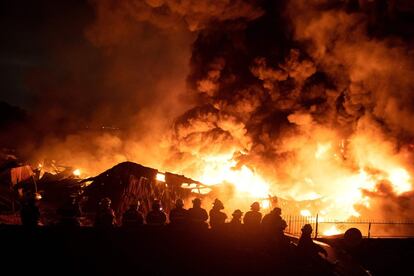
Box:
0, 0, 193, 135
0, 0, 93, 108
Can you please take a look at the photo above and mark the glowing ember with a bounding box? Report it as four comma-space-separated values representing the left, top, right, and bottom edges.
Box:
73, 169, 81, 177
156, 173, 166, 182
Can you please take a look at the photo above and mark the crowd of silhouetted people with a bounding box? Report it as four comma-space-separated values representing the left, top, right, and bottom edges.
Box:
94, 197, 288, 234
18, 193, 329, 268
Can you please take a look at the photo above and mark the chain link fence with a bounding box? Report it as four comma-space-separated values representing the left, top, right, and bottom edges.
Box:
283, 215, 414, 238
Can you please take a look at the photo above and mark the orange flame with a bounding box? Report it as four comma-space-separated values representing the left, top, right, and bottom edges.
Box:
73, 169, 81, 177
156, 172, 166, 182
323, 225, 342, 236
184, 128, 413, 222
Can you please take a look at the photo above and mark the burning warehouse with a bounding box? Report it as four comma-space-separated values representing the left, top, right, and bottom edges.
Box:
80, 161, 212, 220
0, 157, 216, 223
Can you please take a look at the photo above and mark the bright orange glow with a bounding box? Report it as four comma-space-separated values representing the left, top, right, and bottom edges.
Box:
175, 153, 274, 212
197, 159, 270, 198
315, 142, 331, 160
191, 188, 212, 195
73, 169, 81, 177
388, 168, 411, 194
323, 225, 342, 236
261, 199, 270, 209
34, 193, 42, 200
181, 183, 198, 189
185, 127, 413, 222
156, 173, 166, 182
45, 117, 413, 225
300, 209, 312, 217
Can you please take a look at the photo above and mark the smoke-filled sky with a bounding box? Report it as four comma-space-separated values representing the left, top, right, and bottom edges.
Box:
1, 0, 192, 126
2, 0, 414, 220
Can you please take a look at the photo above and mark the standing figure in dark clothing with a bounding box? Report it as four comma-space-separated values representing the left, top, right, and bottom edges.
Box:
209, 198, 227, 229
297, 224, 328, 258
187, 198, 208, 227
122, 201, 144, 228
243, 201, 262, 230
94, 197, 115, 228
229, 209, 243, 226
57, 197, 81, 227
169, 199, 188, 225
20, 193, 40, 228
146, 200, 167, 226
276, 219, 292, 250
228, 209, 244, 233
227, 209, 244, 245
261, 207, 283, 238
297, 225, 332, 274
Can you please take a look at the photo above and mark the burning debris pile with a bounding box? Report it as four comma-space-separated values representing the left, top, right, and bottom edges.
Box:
0, 154, 84, 214
0, 156, 215, 223
2, 0, 414, 234
81, 161, 210, 220
0, 155, 300, 225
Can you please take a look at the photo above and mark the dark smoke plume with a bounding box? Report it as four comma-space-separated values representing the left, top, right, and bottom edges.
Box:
167, 0, 414, 219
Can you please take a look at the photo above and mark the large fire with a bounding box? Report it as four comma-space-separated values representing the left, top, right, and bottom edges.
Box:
197, 156, 270, 198
60, 126, 413, 235
37, 115, 414, 238
196, 157, 272, 211
13, 0, 414, 238
176, 124, 413, 235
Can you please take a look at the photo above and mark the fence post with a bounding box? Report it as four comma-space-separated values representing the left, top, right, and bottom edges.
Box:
368, 222, 371, 238
288, 215, 292, 235
314, 213, 319, 239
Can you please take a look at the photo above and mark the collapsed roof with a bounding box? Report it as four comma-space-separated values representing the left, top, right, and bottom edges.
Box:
81, 161, 211, 216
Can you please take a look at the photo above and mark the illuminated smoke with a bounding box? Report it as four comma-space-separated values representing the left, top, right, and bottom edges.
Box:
167, 0, 414, 220
7, 1, 414, 222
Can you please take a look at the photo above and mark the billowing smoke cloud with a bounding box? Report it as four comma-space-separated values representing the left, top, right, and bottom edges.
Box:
166, 0, 414, 220
284, 0, 414, 219
7, 0, 264, 173
287, 0, 414, 135
5, 0, 414, 221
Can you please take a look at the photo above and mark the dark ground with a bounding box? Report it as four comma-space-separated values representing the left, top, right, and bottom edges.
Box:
0, 225, 334, 275
320, 237, 414, 276
0, 224, 412, 275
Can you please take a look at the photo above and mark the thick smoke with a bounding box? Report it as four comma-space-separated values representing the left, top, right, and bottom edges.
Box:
10, 0, 196, 172
5, 0, 414, 220
6, 0, 264, 173
284, 0, 414, 219
166, 0, 414, 219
